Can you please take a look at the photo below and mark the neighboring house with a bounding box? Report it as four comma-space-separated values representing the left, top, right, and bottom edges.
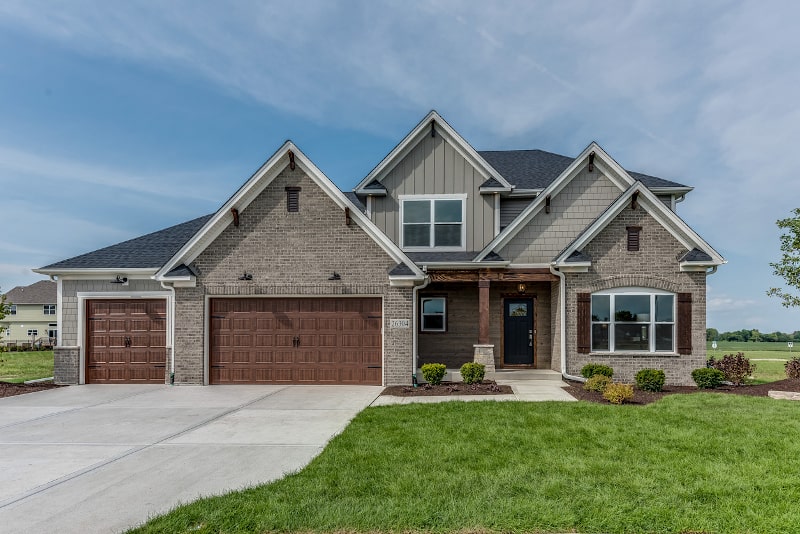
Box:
1, 280, 58, 346
35, 111, 724, 386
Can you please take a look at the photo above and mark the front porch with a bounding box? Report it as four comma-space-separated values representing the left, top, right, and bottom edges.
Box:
417, 268, 560, 372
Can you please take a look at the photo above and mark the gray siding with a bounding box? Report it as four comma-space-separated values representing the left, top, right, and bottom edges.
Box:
500, 198, 533, 229
657, 194, 673, 210
370, 134, 495, 251
500, 169, 622, 264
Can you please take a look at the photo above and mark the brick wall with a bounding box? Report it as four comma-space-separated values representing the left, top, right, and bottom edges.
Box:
564, 207, 706, 385
175, 158, 413, 385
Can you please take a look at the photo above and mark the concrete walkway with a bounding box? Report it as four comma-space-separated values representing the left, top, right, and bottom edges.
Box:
0, 384, 382, 534
372, 369, 577, 405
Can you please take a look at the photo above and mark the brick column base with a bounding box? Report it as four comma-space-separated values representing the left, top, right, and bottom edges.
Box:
54, 346, 80, 384
473, 344, 496, 379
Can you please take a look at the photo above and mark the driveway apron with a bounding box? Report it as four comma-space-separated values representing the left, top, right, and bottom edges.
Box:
0, 384, 382, 534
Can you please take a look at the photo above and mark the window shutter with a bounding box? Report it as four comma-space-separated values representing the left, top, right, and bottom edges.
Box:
286, 187, 301, 212
577, 293, 591, 354
677, 293, 692, 355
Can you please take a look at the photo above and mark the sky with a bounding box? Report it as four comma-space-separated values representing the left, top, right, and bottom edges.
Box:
1, 0, 799, 333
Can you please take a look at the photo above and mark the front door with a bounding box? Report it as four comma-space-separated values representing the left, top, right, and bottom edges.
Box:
504, 298, 533, 365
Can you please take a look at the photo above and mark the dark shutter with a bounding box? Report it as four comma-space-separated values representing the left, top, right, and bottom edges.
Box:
677, 293, 692, 355
577, 293, 591, 354
627, 226, 642, 251
286, 187, 301, 212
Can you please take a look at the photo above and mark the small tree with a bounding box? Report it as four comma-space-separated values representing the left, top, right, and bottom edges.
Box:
768, 208, 800, 307
0, 288, 9, 343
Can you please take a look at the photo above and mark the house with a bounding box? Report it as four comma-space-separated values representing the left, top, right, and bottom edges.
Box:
34, 112, 724, 386
1, 280, 58, 347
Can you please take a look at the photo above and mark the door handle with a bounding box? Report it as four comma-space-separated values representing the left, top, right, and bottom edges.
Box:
528, 330, 533, 347
124, 336, 132, 348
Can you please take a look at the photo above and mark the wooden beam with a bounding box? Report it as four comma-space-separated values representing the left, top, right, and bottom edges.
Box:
428, 269, 557, 283
478, 279, 490, 344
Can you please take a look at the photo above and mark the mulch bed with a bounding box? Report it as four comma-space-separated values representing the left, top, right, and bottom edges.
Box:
0, 381, 63, 398
382, 380, 513, 397
565, 378, 800, 405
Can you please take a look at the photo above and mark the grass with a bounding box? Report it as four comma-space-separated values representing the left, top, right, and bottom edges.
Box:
130, 395, 800, 534
706, 341, 797, 383
0, 350, 54, 383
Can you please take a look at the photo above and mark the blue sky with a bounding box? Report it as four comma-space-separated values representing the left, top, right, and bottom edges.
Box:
1, 0, 799, 333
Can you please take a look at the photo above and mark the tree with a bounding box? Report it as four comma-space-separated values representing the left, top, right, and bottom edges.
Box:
768, 208, 800, 307
706, 328, 719, 341
0, 288, 8, 342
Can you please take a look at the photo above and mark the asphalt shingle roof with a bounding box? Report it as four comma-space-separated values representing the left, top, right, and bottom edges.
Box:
679, 248, 713, 262
564, 250, 592, 263
406, 251, 505, 263
3, 280, 56, 304
478, 149, 687, 190
40, 214, 214, 270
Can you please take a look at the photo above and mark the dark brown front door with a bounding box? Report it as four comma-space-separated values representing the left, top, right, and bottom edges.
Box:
504, 298, 534, 365
209, 298, 382, 385
86, 299, 167, 384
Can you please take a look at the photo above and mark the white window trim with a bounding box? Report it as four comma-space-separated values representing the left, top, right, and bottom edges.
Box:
9, 304, 16, 315
27, 329, 38, 336
399, 194, 467, 251
43, 304, 56, 315
591, 287, 676, 354
420, 297, 447, 332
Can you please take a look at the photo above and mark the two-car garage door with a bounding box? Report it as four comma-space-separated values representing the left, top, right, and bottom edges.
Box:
209, 298, 383, 385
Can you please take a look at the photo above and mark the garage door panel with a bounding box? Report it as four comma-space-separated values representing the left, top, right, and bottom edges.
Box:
231, 350, 251, 364
210, 297, 382, 385
86, 299, 167, 384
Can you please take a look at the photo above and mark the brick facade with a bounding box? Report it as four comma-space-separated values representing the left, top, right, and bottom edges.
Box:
564, 207, 706, 385
173, 158, 414, 386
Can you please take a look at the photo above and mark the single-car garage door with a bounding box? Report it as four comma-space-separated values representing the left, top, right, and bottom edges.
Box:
209, 298, 382, 385
86, 299, 167, 384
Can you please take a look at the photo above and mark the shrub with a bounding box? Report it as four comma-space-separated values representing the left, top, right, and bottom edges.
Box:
603, 383, 634, 404
635, 369, 666, 392
421, 363, 446, 385
707, 353, 755, 385
460, 362, 485, 384
692, 367, 725, 389
584, 374, 612, 393
580, 363, 613, 379
786, 357, 800, 379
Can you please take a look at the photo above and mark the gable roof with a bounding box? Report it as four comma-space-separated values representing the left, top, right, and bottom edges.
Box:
478, 149, 689, 191
36, 215, 213, 272
154, 141, 424, 281
552, 181, 726, 268
354, 111, 513, 194
475, 142, 639, 261
3, 280, 56, 304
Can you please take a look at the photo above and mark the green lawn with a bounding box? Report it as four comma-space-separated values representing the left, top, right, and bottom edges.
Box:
131, 395, 800, 534
0, 350, 54, 383
706, 341, 796, 383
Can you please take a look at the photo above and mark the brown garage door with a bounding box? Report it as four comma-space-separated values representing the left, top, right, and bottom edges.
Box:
209, 298, 382, 385
86, 299, 167, 384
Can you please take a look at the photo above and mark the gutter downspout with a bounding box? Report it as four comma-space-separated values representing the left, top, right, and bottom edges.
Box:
159, 281, 176, 384
412, 275, 431, 382
706, 266, 718, 276
550, 265, 584, 383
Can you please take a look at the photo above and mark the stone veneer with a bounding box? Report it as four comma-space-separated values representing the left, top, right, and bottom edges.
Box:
173, 156, 414, 386
564, 207, 707, 385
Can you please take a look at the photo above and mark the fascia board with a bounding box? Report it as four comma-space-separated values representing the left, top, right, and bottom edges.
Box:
354, 111, 513, 192
649, 186, 694, 195
418, 261, 510, 269
33, 268, 158, 276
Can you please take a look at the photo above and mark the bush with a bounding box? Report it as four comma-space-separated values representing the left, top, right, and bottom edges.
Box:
786, 357, 800, 379
707, 353, 755, 385
692, 367, 725, 389
635, 369, 666, 392
584, 374, 612, 393
580, 363, 613, 379
460, 362, 485, 384
603, 383, 634, 404
420, 363, 446, 385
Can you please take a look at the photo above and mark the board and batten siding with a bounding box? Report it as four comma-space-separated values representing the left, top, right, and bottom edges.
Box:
500, 169, 622, 264
369, 134, 496, 251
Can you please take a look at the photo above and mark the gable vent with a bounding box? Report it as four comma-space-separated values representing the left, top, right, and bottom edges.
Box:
627, 226, 642, 251
286, 187, 301, 212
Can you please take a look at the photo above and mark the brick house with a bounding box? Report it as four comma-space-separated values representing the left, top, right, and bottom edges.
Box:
35, 112, 724, 386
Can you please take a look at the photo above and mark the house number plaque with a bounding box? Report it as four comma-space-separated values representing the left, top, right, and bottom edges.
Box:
390, 319, 410, 329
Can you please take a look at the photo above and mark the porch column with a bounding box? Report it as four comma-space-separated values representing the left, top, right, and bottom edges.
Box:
478, 279, 490, 344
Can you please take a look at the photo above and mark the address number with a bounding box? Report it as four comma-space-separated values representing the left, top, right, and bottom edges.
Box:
390, 319, 410, 329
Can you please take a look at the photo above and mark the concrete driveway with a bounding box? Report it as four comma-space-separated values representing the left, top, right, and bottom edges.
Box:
0, 384, 382, 534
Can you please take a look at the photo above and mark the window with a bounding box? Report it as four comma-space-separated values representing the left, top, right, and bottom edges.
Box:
43, 304, 56, 315
420, 297, 446, 332
48, 328, 58, 339
401, 196, 465, 249
9, 304, 16, 315
27, 329, 38, 337
591, 289, 674, 352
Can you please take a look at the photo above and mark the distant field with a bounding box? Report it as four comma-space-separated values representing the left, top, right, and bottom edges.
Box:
706, 341, 795, 383
706, 340, 799, 353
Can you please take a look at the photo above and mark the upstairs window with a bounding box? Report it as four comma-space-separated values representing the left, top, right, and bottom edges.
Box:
43, 304, 56, 315
590, 289, 675, 353
9, 304, 16, 315
401, 195, 465, 250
